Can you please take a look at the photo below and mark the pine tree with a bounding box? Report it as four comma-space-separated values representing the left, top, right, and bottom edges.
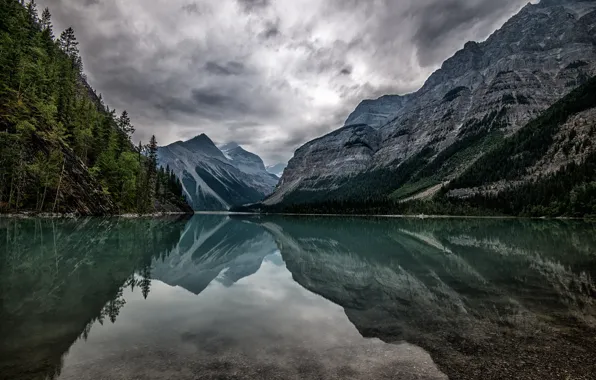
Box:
118, 110, 135, 139
40, 7, 52, 36
146, 135, 158, 210
59, 27, 79, 59
0, 0, 191, 215
140, 264, 152, 299
26, 0, 38, 23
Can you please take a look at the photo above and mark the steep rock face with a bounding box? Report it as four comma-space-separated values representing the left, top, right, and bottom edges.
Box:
32, 137, 116, 215
343, 95, 408, 128
268, 0, 596, 205
268, 124, 381, 204
441, 76, 596, 215
158, 135, 277, 211
220, 142, 279, 195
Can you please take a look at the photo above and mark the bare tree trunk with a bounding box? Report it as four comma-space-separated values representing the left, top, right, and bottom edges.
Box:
35, 185, 41, 212
8, 168, 15, 210
40, 184, 48, 212
39, 169, 50, 212
15, 168, 23, 212
0, 172, 5, 205
52, 158, 66, 213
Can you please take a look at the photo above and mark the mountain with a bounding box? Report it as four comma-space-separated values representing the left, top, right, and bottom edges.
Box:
260, 0, 596, 216
157, 135, 278, 211
266, 163, 287, 178
219, 142, 280, 194
343, 95, 407, 128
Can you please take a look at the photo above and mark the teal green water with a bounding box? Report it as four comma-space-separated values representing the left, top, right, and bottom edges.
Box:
1, 216, 595, 380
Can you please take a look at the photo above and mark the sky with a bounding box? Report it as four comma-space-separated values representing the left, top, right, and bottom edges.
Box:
38, 0, 531, 165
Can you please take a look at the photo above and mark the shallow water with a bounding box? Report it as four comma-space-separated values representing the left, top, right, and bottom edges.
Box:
1, 216, 595, 380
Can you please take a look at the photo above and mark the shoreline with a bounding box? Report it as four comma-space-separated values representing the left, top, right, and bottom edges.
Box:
1, 210, 594, 221
198, 211, 595, 221
0, 211, 194, 219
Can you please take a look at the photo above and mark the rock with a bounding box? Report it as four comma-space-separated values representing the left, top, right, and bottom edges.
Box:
268, 0, 596, 205
158, 134, 279, 211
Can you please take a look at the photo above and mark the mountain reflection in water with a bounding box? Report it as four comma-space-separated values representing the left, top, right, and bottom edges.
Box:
1, 216, 595, 380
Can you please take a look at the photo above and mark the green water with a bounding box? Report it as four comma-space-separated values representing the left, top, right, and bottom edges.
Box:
1, 216, 595, 380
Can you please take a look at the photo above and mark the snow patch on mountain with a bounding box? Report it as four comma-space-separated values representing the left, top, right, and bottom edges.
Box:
266, 163, 287, 178
158, 135, 279, 211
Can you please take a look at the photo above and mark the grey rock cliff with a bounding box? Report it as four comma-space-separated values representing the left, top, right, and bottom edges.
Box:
267, 0, 596, 205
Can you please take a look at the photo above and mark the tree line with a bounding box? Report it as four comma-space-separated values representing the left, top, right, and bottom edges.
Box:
0, 0, 187, 213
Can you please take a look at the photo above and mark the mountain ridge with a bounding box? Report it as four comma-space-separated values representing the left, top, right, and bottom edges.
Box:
158, 134, 278, 211
257, 0, 596, 216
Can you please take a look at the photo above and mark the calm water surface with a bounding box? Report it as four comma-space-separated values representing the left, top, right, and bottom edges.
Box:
1, 216, 595, 380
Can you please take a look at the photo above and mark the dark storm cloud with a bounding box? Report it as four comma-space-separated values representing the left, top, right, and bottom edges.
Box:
191, 89, 248, 111
36, 0, 529, 164
181, 3, 201, 14
406, 0, 530, 65
204, 61, 246, 76
237, 0, 270, 13
259, 20, 280, 39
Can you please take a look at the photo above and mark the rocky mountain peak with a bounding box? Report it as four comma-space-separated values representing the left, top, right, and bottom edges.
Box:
344, 94, 408, 128
158, 134, 278, 211
264, 0, 596, 207
181, 133, 226, 159
220, 142, 240, 152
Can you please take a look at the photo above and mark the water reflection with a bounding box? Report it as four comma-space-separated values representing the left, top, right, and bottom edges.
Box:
1, 216, 595, 380
261, 217, 596, 380
152, 215, 279, 293
0, 217, 188, 380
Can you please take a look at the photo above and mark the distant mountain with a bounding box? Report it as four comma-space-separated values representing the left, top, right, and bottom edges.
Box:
220, 142, 280, 194
256, 0, 596, 217
266, 163, 287, 178
157, 135, 278, 211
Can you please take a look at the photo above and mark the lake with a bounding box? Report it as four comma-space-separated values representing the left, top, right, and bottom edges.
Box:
1, 216, 595, 380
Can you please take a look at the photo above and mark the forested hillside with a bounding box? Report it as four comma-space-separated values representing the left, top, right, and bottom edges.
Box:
0, 0, 191, 215
444, 76, 596, 217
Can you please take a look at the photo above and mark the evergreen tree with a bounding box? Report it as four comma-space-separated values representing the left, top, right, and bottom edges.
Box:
25, 0, 38, 23
140, 264, 151, 300
118, 110, 135, 139
59, 27, 79, 60
146, 135, 158, 209
0, 0, 191, 215
40, 7, 52, 34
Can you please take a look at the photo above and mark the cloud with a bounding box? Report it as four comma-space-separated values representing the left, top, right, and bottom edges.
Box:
259, 19, 280, 40
236, 0, 270, 13
204, 61, 246, 76
36, 0, 528, 164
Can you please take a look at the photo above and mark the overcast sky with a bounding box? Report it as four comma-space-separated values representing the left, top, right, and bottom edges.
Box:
38, 0, 530, 165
